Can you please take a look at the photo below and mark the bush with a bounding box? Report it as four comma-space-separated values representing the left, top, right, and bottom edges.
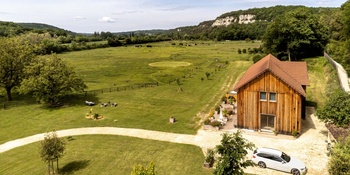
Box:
205, 149, 215, 167
204, 119, 211, 125
215, 106, 220, 113
210, 121, 222, 127
291, 130, 299, 138
252, 54, 263, 63
93, 113, 99, 119
208, 111, 215, 117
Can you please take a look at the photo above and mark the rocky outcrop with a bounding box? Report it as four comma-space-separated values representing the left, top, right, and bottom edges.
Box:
212, 14, 256, 27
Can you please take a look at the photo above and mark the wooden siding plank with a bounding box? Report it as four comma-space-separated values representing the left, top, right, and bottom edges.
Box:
236, 70, 303, 134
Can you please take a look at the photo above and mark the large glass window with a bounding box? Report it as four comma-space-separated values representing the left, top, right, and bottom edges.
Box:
260, 92, 267, 101
269, 92, 276, 102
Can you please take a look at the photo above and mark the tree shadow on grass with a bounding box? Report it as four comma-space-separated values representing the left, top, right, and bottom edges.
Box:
60, 160, 90, 174
38, 93, 99, 111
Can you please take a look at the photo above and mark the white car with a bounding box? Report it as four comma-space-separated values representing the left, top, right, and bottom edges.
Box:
252, 147, 307, 175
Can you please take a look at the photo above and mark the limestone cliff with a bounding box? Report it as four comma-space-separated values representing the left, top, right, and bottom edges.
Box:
211, 14, 256, 27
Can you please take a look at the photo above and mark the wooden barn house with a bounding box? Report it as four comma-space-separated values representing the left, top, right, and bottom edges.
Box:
233, 54, 309, 134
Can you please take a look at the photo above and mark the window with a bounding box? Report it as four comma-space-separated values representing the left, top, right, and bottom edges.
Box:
260, 92, 267, 101
269, 92, 276, 102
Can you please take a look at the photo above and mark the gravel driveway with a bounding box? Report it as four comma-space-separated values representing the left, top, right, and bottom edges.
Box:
240, 107, 329, 175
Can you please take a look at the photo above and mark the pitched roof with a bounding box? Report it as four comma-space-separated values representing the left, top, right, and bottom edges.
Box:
233, 54, 309, 97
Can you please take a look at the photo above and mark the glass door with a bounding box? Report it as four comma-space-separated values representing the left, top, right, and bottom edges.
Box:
260, 114, 275, 130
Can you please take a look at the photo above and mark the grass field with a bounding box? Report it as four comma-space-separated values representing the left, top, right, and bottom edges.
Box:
305, 56, 341, 107
0, 135, 212, 175
0, 40, 258, 144
0, 40, 341, 174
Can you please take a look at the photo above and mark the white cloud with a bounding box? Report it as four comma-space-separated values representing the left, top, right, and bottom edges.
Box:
99, 16, 116, 23
73, 16, 86, 21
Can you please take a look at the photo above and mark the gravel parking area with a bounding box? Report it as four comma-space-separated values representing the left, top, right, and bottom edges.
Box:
240, 107, 329, 175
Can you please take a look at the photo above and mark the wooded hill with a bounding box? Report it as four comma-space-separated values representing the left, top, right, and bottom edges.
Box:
0, 5, 338, 40
0, 21, 74, 37
169, 5, 338, 41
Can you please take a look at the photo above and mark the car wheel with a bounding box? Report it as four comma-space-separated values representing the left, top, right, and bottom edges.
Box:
291, 168, 300, 175
258, 161, 266, 168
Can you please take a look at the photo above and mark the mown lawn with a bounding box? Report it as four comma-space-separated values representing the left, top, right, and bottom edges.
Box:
0, 41, 256, 144
0, 135, 212, 175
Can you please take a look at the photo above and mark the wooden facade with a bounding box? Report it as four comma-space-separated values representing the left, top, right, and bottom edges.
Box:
237, 71, 303, 134
234, 54, 308, 134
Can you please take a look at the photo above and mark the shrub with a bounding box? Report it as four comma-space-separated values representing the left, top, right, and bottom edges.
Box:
93, 113, 99, 119
205, 149, 215, 167
204, 119, 211, 125
215, 106, 220, 113
210, 121, 222, 127
252, 54, 263, 63
208, 111, 215, 117
291, 130, 299, 138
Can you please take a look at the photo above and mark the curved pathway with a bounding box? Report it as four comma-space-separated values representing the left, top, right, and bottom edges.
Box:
0, 127, 223, 153
0, 113, 330, 174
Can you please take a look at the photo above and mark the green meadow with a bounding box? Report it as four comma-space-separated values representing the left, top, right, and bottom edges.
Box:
0, 40, 338, 174
0, 40, 259, 144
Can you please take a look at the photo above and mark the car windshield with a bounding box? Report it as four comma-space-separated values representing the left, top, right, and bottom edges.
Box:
281, 152, 291, 162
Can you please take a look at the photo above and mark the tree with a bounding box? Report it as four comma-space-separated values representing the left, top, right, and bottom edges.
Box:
131, 162, 156, 175
263, 7, 329, 61
205, 72, 211, 80
40, 131, 66, 174
340, 1, 350, 39
213, 131, 255, 175
328, 135, 350, 175
316, 91, 350, 127
0, 37, 35, 101
20, 54, 86, 105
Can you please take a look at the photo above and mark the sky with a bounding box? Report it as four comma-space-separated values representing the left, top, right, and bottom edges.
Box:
0, 0, 346, 33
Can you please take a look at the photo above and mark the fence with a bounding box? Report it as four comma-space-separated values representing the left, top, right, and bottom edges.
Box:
1, 82, 159, 109
83, 82, 159, 96
324, 52, 350, 92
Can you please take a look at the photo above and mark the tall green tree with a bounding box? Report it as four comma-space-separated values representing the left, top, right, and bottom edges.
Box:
40, 131, 66, 174
328, 135, 350, 175
213, 131, 255, 175
316, 91, 350, 127
263, 7, 329, 60
340, 1, 350, 38
20, 54, 86, 105
0, 37, 35, 101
